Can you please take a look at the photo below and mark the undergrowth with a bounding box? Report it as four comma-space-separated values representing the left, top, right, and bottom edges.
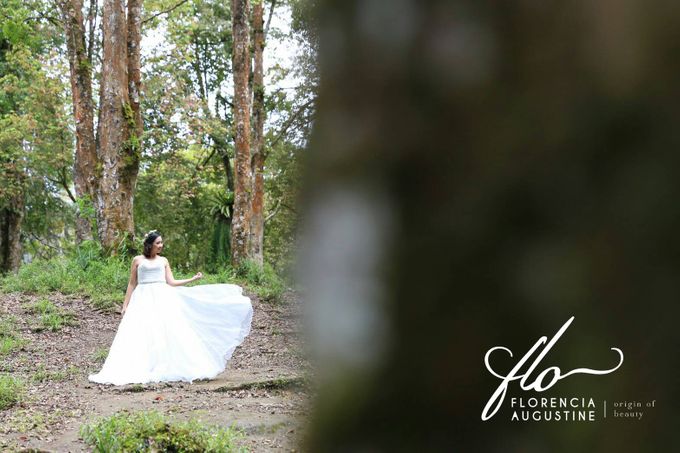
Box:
80, 410, 246, 452
0, 315, 25, 356
202, 259, 286, 302
1, 241, 287, 310
1, 241, 129, 310
24, 298, 77, 331
0, 375, 23, 410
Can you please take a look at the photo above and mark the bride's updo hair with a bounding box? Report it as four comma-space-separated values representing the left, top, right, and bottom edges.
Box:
142, 230, 161, 258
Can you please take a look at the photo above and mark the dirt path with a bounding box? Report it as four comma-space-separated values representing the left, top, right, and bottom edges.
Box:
0, 290, 310, 452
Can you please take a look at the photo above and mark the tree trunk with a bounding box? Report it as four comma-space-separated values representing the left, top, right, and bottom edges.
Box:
58, 0, 97, 242
0, 198, 24, 273
249, 0, 266, 265
96, 0, 138, 252
230, 0, 252, 267
127, 0, 143, 148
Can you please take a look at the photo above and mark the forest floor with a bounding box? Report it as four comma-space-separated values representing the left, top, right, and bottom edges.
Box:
0, 289, 310, 452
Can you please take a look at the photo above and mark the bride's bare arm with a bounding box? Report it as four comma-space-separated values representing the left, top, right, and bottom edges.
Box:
121, 256, 141, 315
164, 258, 203, 287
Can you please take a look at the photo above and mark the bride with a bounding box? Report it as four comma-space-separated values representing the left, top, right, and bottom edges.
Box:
89, 230, 253, 385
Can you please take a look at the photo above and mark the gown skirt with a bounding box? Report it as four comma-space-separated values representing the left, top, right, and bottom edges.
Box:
89, 262, 253, 385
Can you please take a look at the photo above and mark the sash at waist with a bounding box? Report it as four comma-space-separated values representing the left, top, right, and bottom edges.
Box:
138, 280, 165, 285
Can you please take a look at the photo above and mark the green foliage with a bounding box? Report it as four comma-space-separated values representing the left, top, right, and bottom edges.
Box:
1, 239, 286, 305
235, 260, 286, 302
209, 190, 234, 220
263, 140, 304, 278
1, 0, 311, 294
75, 195, 97, 237
0, 2, 74, 261
1, 241, 129, 311
208, 190, 233, 270
139, 0, 307, 276
0, 374, 23, 410
80, 410, 246, 452
134, 154, 218, 270
186, 260, 285, 303
210, 220, 231, 272
122, 101, 141, 161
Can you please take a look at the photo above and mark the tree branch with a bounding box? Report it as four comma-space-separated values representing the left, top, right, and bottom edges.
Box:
196, 147, 217, 170
27, 232, 61, 252
216, 93, 234, 109
270, 98, 314, 149
264, 0, 277, 41
48, 168, 76, 203
87, 0, 97, 62
265, 198, 282, 223
281, 202, 297, 214
142, 0, 190, 24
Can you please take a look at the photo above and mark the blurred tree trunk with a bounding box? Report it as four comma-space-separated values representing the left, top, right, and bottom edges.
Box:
249, 0, 266, 265
57, 0, 97, 242
230, 0, 252, 266
95, 0, 141, 253
302, 0, 679, 451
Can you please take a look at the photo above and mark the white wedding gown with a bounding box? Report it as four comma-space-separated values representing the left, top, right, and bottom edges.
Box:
89, 257, 253, 385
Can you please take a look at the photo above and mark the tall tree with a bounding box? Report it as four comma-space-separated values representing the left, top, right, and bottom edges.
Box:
95, 0, 141, 251
0, 173, 24, 273
230, 0, 252, 266
249, 0, 267, 264
0, 34, 25, 272
58, 0, 143, 252
1, 2, 73, 270
57, 0, 97, 241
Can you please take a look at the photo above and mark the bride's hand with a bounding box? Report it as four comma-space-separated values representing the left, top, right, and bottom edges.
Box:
193, 272, 203, 281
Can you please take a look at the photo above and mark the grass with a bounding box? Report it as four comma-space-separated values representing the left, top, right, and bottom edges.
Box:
0, 316, 25, 356
235, 260, 286, 302
0, 336, 24, 355
40, 311, 76, 331
1, 242, 288, 309
2, 247, 129, 311
32, 364, 80, 383
92, 347, 109, 363
126, 384, 146, 393
23, 298, 77, 332
0, 315, 17, 337
3, 408, 59, 434
0, 375, 24, 410
200, 259, 286, 303
80, 410, 246, 452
